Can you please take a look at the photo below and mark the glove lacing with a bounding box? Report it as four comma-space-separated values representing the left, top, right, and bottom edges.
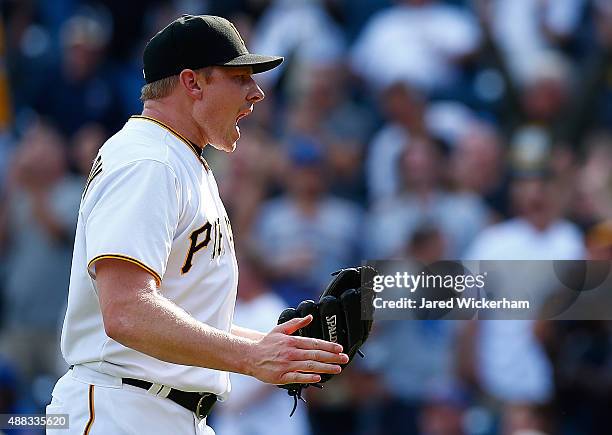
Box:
287, 386, 306, 417
286, 383, 322, 417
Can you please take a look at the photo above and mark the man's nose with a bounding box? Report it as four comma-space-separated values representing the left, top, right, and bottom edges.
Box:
247, 81, 265, 104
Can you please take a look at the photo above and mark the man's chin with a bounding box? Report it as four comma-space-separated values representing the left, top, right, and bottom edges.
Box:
208, 127, 239, 152
209, 141, 237, 153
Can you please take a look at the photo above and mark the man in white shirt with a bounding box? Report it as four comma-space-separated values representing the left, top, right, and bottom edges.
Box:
462, 172, 584, 434
350, 0, 481, 92
47, 15, 347, 434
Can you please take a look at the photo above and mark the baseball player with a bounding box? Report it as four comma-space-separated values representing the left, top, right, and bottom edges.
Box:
46, 15, 348, 434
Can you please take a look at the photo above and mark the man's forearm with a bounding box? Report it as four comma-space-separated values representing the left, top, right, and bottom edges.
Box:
107, 290, 257, 377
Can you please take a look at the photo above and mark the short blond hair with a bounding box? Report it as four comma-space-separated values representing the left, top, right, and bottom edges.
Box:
140, 67, 213, 102
140, 75, 179, 101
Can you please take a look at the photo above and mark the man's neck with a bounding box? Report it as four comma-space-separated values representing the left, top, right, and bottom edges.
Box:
141, 102, 206, 150
525, 212, 555, 232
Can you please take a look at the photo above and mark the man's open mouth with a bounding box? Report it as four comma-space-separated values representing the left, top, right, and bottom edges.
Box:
236, 109, 252, 125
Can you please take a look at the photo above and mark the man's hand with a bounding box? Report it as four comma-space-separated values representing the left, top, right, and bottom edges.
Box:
247, 315, 349, 385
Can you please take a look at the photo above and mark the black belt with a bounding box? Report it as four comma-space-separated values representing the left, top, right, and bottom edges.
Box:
122, 378, 217, 419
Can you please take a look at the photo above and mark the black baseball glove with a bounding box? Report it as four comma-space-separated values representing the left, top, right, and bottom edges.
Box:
276, 266, 376, 415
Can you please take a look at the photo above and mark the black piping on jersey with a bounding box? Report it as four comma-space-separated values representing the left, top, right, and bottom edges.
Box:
130, 115, 210, 171
88, 254, 162, 286
224, 216, 234, 245
83, 385, 95, 435
82, 155, 103, 200
212, 219, 218, 259
214, 219, 224, 258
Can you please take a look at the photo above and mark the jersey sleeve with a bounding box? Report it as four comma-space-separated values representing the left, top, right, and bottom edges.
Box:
85, 159, 180, 284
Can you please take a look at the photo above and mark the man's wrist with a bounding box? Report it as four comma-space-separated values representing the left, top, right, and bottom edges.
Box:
231, 324, 266, 341
233, 337, 257, 378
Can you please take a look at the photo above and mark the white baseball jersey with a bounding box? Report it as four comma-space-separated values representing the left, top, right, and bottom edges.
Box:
60, 116, 238, 398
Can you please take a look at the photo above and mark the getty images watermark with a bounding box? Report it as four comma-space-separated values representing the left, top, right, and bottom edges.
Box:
360, 260, 612, 320
372, 270, 530, 310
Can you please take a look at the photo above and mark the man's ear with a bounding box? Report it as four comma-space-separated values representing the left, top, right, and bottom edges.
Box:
179, 69, 203, 100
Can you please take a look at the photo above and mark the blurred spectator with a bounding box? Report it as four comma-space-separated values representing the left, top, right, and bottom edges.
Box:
450, 119, 510, 219
461, 168, 586, 435
361, 224, 466, 435
418, 393, 466, 435
368, 138, 490, 259
365, 83, 480, 203
583, 0, 612, 131
471, 49, 576, 160
70, 122, 107, 175
584, 220, 612, 261
571, 133, 612, 229
0, 20, 12, 131
251, 137, 362, 306
305, 369, 366, 435
250, 0, 346, 87
499, 403, 553, 435
341, 0, 391, 42
3, 0, 55, 117
350, 0, 481, 93
406, 223, 446, 265
0, 358, 18, 413
32, 12, 123, 136
542, 320, 612, 435
0, 120, 81, 387
477, 1, 611, 148
213, 255, 310, 435
464, 172, 585, 260
424, 100, 477, 150
365, 82, 427, 202
536, 220, 612, 434
97, 0, 167, 62
512, 52, 573, 142
286, 61, 375, 201
481, 0, 586, 84
540, 219, 612, 434
0, 131, 14, 198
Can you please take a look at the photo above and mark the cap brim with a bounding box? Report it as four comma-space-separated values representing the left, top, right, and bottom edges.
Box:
219, 54, 284, 74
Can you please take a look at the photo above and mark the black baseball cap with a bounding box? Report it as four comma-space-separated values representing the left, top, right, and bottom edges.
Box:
143, 15, 283, 84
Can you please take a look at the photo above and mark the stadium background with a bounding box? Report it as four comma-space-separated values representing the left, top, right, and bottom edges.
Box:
0, 0, 611, 434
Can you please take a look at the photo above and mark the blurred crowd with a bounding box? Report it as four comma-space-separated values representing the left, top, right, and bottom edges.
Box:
0, 0, 611, 434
